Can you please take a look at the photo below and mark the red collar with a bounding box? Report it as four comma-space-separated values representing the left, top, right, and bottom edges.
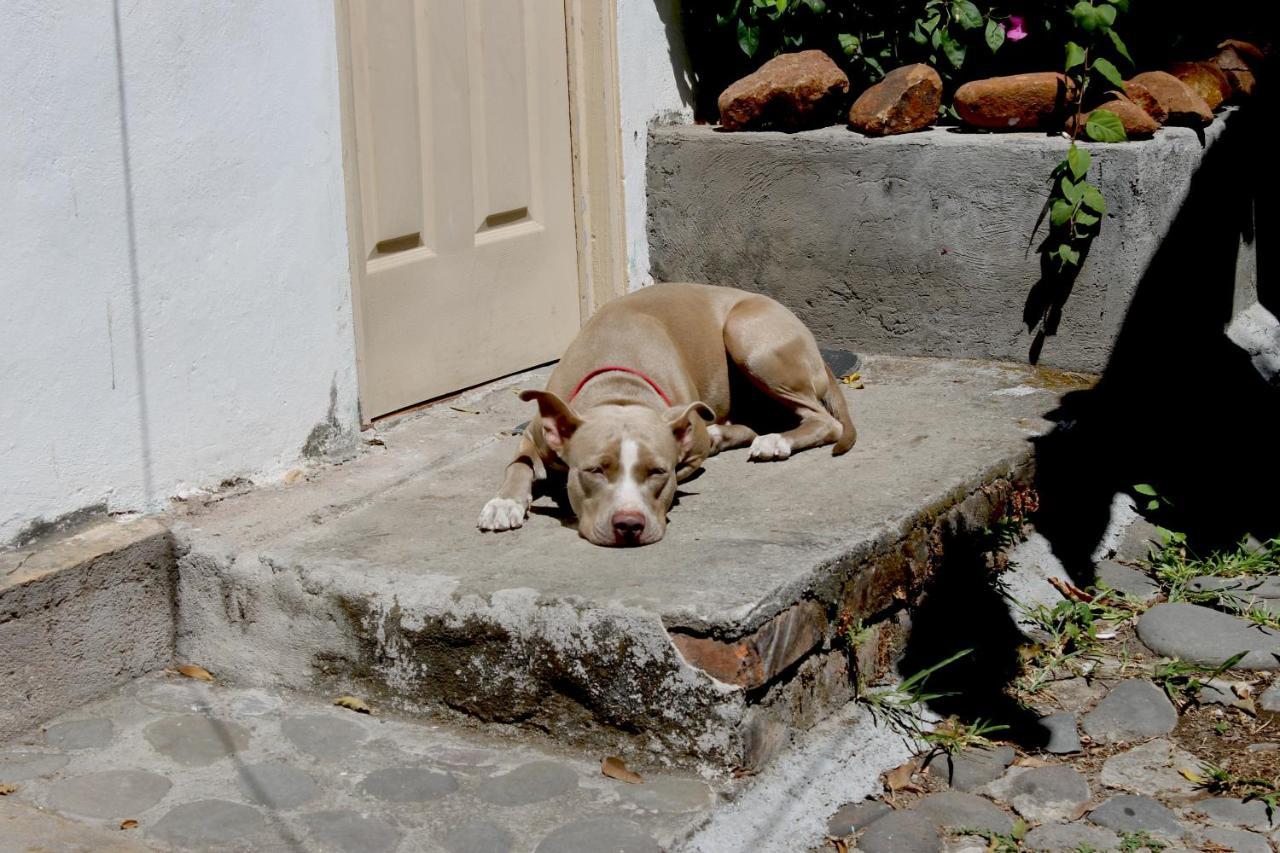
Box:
569, 366, 672, 406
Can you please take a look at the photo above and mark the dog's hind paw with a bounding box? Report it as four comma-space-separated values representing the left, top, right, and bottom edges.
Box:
749, 433, 792, 462
478, 497, 527, 531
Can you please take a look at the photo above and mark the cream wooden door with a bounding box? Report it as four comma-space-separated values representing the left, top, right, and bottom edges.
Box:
342, 0, 582, 418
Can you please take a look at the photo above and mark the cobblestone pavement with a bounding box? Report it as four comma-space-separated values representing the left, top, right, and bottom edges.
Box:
0, 675, 719, 852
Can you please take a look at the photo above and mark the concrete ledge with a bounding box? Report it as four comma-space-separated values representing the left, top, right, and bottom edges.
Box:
648, 111, 1255, 373
0, 518, 174, 740
172, 356, 1078, 770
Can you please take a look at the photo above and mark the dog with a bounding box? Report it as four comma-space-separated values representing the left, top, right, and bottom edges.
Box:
478, 283, 856, 546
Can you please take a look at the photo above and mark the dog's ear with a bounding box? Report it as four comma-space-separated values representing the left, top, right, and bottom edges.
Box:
519, 390, 582, 454
665, 401, 715, 457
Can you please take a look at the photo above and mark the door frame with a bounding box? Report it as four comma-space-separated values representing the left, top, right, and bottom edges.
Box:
333, 0, 628, 426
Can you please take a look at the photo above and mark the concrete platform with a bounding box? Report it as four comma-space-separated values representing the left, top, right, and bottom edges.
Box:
171, 356, 1083, 770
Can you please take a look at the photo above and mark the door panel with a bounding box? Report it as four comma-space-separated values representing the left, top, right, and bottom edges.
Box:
345, 0, 580, 418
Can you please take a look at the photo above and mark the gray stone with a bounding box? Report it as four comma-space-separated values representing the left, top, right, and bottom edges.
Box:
616, 776, 713, 813
1196, 797, 1280, 831
477, 761, 578, 806
1117, 518, 1166, 561
1094, 560, 1161, 602
443, 819, 515, 853
358, 766, 458, 803
236, 761, 320, 810
987, 766, 1091, 823
143, 714, 249, 766
1262, 679, 1280, 718
0, 751, 69, 781
302, 810, 403, 853
1038, 677, 1108, 714
1038, 713, 1081, 754
856, 809, 943, 853
1199, 678, 1257, 711
134, 679, 214, 713
1196, 826, 1271, 853
925, 745, 1016, 792
1137, 603, 1280, 670
229, 689, 282, 716
1088, 794, 1184, 839
912, 791, 1013, 835
534, 818, 661, 853
47, 769, 171, 819
1023, 822, 1121, 852
44, 719, 113, 750
149, 799, 265, 846
1189, 575, 1280, 601
827, 799, 891, 836
1099, 738, 1201, 797
280, 714, 367, 760
1082, 679, 1178, 743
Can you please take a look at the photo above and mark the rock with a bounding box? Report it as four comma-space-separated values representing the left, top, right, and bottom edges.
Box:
1094, 560, 1161, 602
1262, 678, 1280, 719
912, 791, 1013, 835
1067, 96, 1160, 139
1210, 45, 1259, 99
1099, 739, 1201, 797
1127, 72, 1213, 127
1121, 82, 1169, 126
856, 809, 942, 853
1037, 713, 1082, 754
1039, 677, 1108, 713
1167, 62, 1232, 111
143, 715, 250, 766
1116, 517, 1166, 560
47, 769, 172, 819
148, 800, 266, 847
44, 719, 113, 750
302, 810, 403, 853
1088, 794, 1185, 840
986, 766, 1090, 823
236, 762, 320, 809
534, 818, 660, 853
1196, 826, 1271, 853
0, 752, 69, 780
1199, 677, 1259, 711
849, 64, 942, 137
1137, 603, 1280, 670
616, 776, 712, 813
357, 767, 459, 803
1022, 822, 1120, 852
925, 745, 1016, 791
1218, 39, 1266, 67
954, 73, 1075, 131
1081, 679, 1178, 743
443, 820, 515, 853
1196, 797, 1280, 831
477, 761, 578, 806
827, 800, 891, 836
718, 50, 849, 132
280, 714, 368, 760
1188, 576, 1280, 613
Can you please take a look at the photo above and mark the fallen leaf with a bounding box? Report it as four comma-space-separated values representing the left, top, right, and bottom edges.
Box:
1094, 630, 1117, 640
1178, 767, 1206, 783
825, 837, 849, 853
176, 664, 214, 682
1047, 576, 1094, 603
1011, 817, 1029, 840
333, 695, 372, 714
0, 783, 17, 795
283, 468, 303, 485
449, 405, 481, 415
885, 758, 917, 792
1232, 681, 1254, 699
120, 819, 139, 830
1015, 756, 1054, 768
601, 756, 643, 785
1068, 800, 1092, 821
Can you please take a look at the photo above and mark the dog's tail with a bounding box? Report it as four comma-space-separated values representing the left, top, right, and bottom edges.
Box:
823, 363, 858, 456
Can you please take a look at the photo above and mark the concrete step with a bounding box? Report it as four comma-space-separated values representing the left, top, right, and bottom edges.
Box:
171, 356, 1084, 771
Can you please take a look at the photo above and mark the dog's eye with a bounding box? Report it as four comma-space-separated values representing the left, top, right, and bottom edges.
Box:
582, 466, 605, 477
647, 467, 668, 479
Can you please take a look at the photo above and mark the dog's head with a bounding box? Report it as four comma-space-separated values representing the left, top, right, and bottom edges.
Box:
520, 390, 713, 546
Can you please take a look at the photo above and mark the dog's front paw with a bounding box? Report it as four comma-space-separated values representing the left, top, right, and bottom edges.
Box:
749, 433, 792, 462
478, 497, 527, 531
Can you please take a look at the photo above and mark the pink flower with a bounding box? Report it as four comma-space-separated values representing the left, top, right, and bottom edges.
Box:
1005, 15, 1028, 41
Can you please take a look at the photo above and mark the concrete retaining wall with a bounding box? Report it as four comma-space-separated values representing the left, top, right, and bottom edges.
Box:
648, 111, 1256, 372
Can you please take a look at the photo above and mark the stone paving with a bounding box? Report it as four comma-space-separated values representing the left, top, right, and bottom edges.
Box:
0, 674, 718, 852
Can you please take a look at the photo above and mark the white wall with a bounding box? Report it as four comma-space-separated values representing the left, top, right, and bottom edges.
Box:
616, 0, 695, 288
0, 0, 358, 544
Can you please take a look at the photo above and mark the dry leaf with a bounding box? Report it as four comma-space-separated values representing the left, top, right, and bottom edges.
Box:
333, 695, 372, 714
0, 783, 17, 796
1178, 767, 1206, 783
449, 405, 481, 415
885, 759, 917, 792
1047, 576, 1093, 603
1232, 681, 1254, 699
1068, 800, 1092, 821
283, 468, 303, 485
1015, 756, 1053, 768
176, 664, 214, 682
601, 756, 643, 785
120, 819, 139, 830
1094, 630, 1117, 640
840, 371, 861, 385
825, 838, 849, 853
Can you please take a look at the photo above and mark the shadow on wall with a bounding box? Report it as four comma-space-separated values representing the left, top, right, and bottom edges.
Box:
651, 0, 696, 112
1031, 85, 1279, 587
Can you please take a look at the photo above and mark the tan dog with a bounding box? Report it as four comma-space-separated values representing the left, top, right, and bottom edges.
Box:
478, 283, 855, 546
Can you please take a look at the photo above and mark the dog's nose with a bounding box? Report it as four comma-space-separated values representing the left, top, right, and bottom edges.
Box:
611, 510, 646, 543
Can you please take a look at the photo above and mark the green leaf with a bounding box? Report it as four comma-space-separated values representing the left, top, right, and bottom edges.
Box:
800, 0, 826, 9
1096, 4, 1117, 27
1071, 1, 1100, 31
920, 14, 940, 32
737, 20, 760, 56
1105, 0, 1129, 9
952, 0, 983, 30
1081, 183, 1107, 213
1058, 243, 1081, 265
931, 24, 944, 49
1050, 200, 1075, 227
1075, 210, 1100, 226
909, 20, 928, 44
1060, 177, 1084, 204
837, 32, 859, 56
1093, 57, 1125, 89
1085, 108, 1127, 143
941, 34, 966, 68
1134, 483, 1158, 496
1147, 499, 1160, 510
1067, 144, 1091, 180
1106, 28, 1133, 64
864, 55, 885, 77
984, 18, 1005, 52
1065, 41, 1087, 70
